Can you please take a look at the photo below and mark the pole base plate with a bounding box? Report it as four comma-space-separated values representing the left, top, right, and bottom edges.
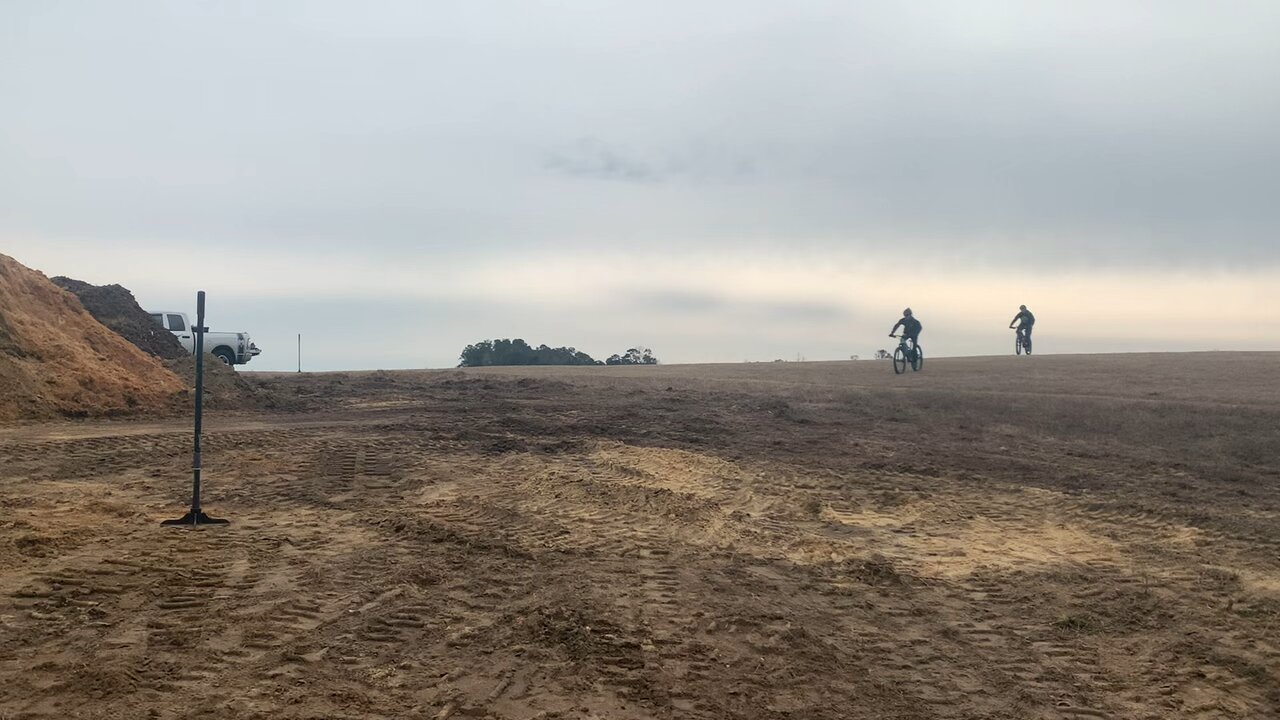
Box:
161, 510, 230, 527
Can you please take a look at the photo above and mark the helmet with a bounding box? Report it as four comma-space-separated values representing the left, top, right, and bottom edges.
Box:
1019, 305, 1027, 311
903, 308, 913, 316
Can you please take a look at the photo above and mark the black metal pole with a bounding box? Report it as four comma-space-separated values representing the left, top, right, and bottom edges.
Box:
163, 290, 228, 526
191, 290, 206, 512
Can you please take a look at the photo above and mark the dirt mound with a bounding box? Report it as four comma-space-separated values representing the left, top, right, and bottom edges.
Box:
50, 276, 186, 360
0, 254, 185, 421
164, 356, 292, 411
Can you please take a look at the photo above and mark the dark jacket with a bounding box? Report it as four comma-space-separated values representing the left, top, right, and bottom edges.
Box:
1011, 310, 1035, 328
892, 316, 922, 337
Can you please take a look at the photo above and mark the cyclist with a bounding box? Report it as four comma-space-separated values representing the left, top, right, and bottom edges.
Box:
1009, 305, 1035, 352
889, 308, 922, 360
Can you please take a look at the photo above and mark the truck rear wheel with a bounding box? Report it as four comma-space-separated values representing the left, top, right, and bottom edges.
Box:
212, 347, 236, 366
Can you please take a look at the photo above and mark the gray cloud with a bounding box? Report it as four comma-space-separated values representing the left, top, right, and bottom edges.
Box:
624, 290, 854, 322
544, 138, 660, 183
626, 290, 726, 312
544, 137, 758, 184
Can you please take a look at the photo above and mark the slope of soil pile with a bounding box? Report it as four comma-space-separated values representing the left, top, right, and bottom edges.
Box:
50, 276, 186, 360
164, 357, 295, 411
0, 254, 185, 421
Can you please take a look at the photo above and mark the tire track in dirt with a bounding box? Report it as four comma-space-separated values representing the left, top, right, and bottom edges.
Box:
777, 462, 1277, 719
1, 494, 381, 715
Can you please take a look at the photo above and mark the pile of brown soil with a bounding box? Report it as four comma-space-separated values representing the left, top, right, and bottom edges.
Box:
164, 356, 293, 411
50, 277, 186, 360
0, 254, 185, 421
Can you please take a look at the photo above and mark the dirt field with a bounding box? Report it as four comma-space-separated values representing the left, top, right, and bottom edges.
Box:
1, 353, 1278, 719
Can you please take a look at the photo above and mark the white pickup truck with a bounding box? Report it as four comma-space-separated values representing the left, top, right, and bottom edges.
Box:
149, 311, 262, 366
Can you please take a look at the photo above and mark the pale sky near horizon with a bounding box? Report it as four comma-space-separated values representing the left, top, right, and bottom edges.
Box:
2, 1, 1278, 370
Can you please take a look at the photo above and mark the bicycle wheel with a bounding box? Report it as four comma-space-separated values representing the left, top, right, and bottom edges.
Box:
893, 347, 907, 374
911, 344, 924, 372
1016, 334, 1024, 355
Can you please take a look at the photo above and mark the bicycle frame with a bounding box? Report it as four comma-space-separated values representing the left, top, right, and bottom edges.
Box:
1013, 326, 1032, 355
890, 334, 922, 373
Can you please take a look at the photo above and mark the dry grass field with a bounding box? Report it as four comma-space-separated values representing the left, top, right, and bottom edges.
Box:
1, 352, 1278, 719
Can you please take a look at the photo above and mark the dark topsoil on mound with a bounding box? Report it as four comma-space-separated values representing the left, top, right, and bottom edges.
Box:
164, 357, 299, 411
50, 277, 186, 360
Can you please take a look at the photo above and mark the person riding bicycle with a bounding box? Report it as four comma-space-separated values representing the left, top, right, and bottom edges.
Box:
889, 308, 922, 359
1009, 305, 1035, 350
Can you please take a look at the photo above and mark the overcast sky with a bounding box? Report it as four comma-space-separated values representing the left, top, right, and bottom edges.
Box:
2, 1, 1277, 370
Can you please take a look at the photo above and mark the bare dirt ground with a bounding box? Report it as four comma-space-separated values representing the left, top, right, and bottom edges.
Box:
1, 352, 1278, 719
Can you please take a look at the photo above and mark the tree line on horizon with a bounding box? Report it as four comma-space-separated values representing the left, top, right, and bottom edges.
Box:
458, 339, 658, 367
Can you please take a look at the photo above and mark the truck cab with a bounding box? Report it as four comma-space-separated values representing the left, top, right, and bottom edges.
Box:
149, 311, 261, 366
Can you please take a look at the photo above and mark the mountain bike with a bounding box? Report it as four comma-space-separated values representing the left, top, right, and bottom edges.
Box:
889, 335, 923, 374
1014, 327, 1032, 356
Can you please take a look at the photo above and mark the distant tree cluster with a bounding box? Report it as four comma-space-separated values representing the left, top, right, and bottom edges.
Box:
605, 347, 658, 365
458, 339, 603, 367
457, 340, 661, 368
